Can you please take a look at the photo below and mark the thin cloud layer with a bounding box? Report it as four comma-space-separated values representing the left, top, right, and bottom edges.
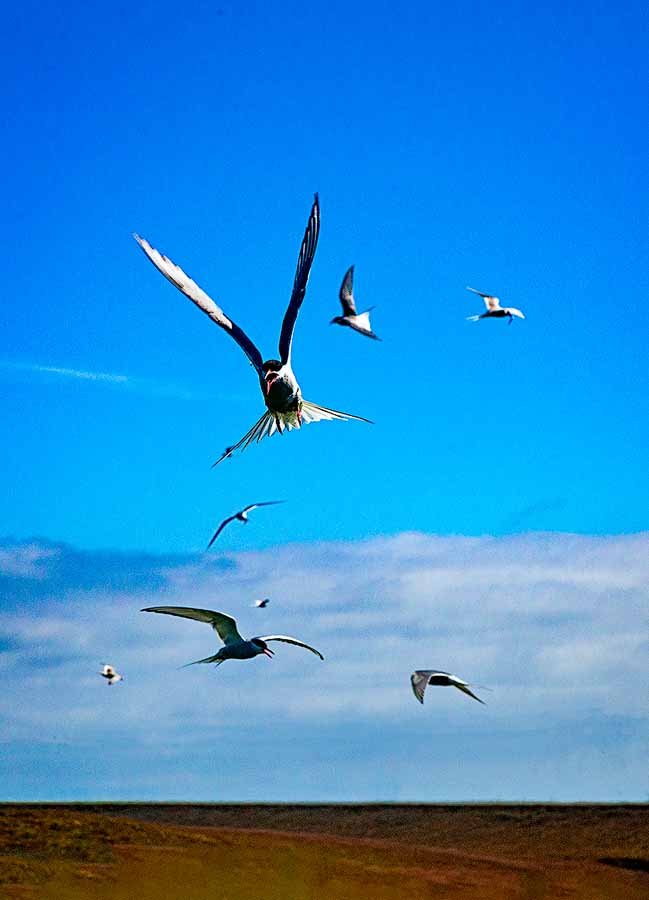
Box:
0, 533, 646, 801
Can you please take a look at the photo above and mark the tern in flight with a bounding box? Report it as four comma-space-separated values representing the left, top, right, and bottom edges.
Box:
254, 598, 271, 608
142, 606, 324, 666
411, 670, 485, 705
100, 664, 123, 686
134, 195, 371, 466
330, 266, 381, 340
206, 501, 284, 549
466, 287, 525, 324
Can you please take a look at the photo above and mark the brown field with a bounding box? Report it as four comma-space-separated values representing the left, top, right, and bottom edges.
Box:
0, 803, 647, 900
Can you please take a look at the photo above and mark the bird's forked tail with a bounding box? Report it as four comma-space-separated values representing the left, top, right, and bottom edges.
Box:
211, 402, 372, 466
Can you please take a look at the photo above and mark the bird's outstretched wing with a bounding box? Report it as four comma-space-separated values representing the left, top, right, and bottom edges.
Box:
258, 635, 324, 660
278, 194, 321, 365
206, 515, 237, 549
241, 501, 285, 514
134, 234, 264, 375
507, 307, 525, 320
142, 606, 243, 645
410, 670, 433, 704
339, 265, 356, 316
466, 286, 500, 311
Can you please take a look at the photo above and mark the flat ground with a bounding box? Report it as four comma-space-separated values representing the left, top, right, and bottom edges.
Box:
0, 804, 647, 899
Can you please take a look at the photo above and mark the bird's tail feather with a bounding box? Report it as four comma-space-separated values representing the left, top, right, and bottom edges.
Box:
212, 403, 372, 466
300, 399, 373, 425
181, 654, 224, 668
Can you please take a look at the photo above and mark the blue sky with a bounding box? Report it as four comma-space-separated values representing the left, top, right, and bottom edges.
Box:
1, 0, 647, 800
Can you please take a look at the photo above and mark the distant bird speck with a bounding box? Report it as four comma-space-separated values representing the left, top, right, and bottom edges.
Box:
254, 598, 271, 608
466, 287, 525, 324
100, 664, 123, 686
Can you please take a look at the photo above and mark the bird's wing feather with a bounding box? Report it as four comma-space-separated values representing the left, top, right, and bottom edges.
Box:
410, 670, 433, 704
449, 675, 485, 704
507, 307, 525, 319
242, 501, 285, 513
466, 286, 500, 311
142, 606, 243, 645
339, 265, 356, 316
206, 515, 237, 549
278, 194, 320, 365
259, 635, 324, 660
134, 234, 264, 374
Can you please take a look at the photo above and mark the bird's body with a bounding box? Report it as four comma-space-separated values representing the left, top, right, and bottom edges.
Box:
100, 664, 123, 686
254, 598, 271, 608
466, 287, 525, 324
134, 195, 371, 465
331, 266, 381, 340
207, 501, 283, 549
410, 669, 485, 705
141, 606, 324, 667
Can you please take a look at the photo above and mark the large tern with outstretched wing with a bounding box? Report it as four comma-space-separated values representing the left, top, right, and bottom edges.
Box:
142, 606, 324, 668
134, 195, 371, 465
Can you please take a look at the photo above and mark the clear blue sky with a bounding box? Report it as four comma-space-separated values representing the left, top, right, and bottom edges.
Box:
0, 0, 647, 801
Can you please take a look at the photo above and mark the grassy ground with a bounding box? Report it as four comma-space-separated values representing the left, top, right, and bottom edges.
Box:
1, 804, 647, 899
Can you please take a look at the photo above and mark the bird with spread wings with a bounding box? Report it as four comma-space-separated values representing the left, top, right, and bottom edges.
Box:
134, 195, 371, 465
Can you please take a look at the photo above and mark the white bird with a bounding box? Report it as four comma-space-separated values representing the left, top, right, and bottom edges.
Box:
254, 598, 271, 608
411, 670, 485, 705
206, 501, 284, 549
100, 664, 123, 686
330, 266, 381, 340
466, 287, 525, 324
134, 195, 371, 466
142, 606, 324, 666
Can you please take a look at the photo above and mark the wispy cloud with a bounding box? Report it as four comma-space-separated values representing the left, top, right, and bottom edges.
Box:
0, 533, 646, 801
1, 360, 129, 383
0, 360, 198, 400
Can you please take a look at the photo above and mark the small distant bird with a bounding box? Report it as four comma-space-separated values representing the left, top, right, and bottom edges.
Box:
254, 598, 271, 608
330, 266, 381, 340
134, 195, 371, 466
206, 501, 284, 549
100, 664, 123, 686
466, 287, 525, 324
141, 606, 324, 666
411, 670, 485, 705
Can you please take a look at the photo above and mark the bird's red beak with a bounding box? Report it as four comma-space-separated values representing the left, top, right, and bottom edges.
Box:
263, 372, 278, 395
263, 648, 274, 658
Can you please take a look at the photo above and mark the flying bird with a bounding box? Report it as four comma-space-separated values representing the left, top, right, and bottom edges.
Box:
100, 664, 123, 686
466, 287, 525, 324
254, 598, 271, 608
206, 501, 284, 549
134, 195, 371, 466
330, 266, 381, 340
410, 670, 485, 705
141, 606, 324, 667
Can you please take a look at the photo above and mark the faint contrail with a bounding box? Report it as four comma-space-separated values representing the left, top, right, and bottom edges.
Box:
1, 361, 129, 383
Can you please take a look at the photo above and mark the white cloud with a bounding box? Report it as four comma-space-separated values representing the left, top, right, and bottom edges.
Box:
0, 533, 646, 799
